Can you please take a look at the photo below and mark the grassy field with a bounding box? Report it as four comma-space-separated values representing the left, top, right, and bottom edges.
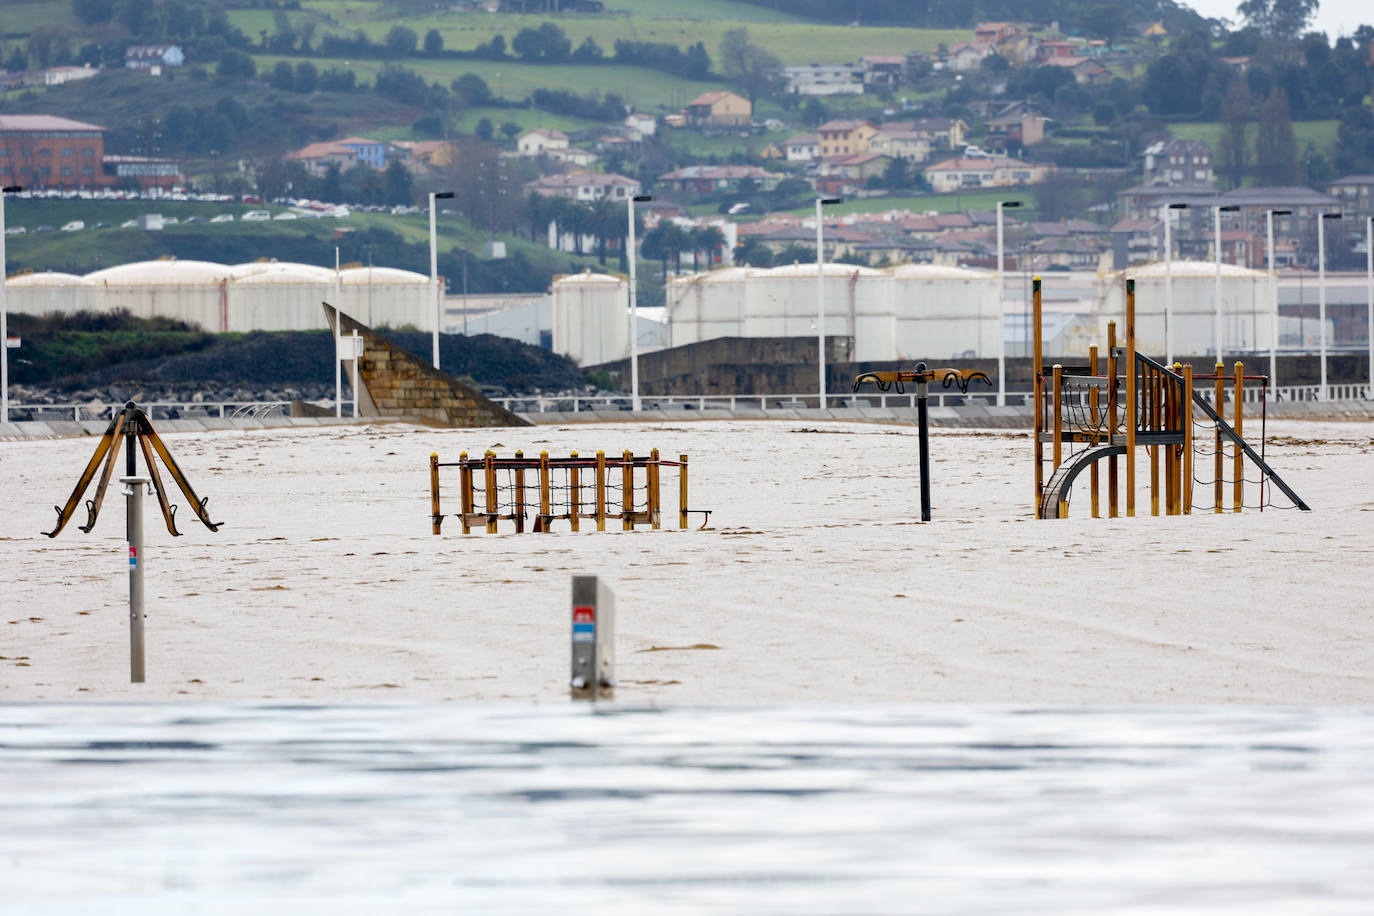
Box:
1167, 120, 1340, 155
274, 2, 966, 66
254, 53, 731, 113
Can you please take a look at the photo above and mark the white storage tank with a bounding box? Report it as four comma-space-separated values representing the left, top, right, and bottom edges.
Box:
227, 261, 338, 332
85, 260, 234, 330
1100, 261, 1269, 358
336, 265, 431, 331
890, 264, 999, 360
551, 269, 628, 366
745, 263, 887, 360
666, 267, 754, 347
3, 271, 99, 317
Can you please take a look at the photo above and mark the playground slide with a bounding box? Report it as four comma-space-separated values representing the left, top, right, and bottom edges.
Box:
1037, 445, 1125, 519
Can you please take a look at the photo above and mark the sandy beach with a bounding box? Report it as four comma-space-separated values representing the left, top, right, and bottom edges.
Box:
3, 418, 1372, 704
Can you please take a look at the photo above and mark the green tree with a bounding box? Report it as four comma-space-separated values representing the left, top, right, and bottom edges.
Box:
384, 25, 418, 57
294, 61, 318, 93
270, 60, 294, 91
573, 37, 604, 61
1238, 0, 1318, 40
475, 117, 494, 141
1254, 88, 1299, 185
718, 28, 782, 112
1216, 79, 1251, 190
423, 28, 444, 55
1082, 4, 1128, 49
216, 49, 256, 80
383, 160, 414, 206
452, 73, 494, 106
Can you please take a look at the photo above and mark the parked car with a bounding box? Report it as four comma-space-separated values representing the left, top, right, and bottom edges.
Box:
210, 213, 234, 223
272, 211, 298, 220
4, 226, 25, 236
241, 210, 271, 221
61, 220, 85, 232
93, 222, 111, 229
184, 215, 206, 223
33, 225, 55, 233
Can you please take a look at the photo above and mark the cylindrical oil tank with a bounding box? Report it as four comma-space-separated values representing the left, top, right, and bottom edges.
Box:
890, 264, 999, 360
84, 260, 235, 330
227, 262, 338, 332
745, 263, 887, 360
1100, 261, 1269, 358
666, 267, 754, 347
4, 271, 99, 317
336, 266, 430, 331
551, 269, 628, 366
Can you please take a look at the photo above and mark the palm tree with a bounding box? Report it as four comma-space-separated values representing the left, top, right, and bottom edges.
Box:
588, 196, 619, 266
692, 225, 726, 270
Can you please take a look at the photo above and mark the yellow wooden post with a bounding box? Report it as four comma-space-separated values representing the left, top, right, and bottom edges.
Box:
484, 450, 498, 533
459, 451, 473, 534
1234, 362, 1244, 512
569, 451, 581, 532
1089, 345, 1100, 517
1032, 276, 1044, 513
1106, 320, 1118, 518
539, 450, 551, 532
1167, 363, 1182, 515
430, 452, 442, 535
622, 449, 634, 530
595, 450, 606, 532
649, 448, 661, 529
679, 454, 689, 529
1214, 361, 1224, 513
1051, 364, 1063, 471
1182, 366, 1193, 515
1125, 278, 1137, 518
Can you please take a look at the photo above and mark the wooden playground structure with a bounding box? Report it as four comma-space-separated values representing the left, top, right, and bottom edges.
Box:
1033, 276, 1310, 519
429, 449, 706, 534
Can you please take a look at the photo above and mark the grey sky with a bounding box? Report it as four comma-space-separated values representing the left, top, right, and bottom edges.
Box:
1180, 0, 1370, 37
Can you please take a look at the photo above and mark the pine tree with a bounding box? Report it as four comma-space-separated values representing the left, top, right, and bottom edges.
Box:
1215, 80, 1251, 190
1254, 89, 1299, 185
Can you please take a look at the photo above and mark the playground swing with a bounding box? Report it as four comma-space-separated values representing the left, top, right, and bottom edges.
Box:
1032, 276, 1310, 519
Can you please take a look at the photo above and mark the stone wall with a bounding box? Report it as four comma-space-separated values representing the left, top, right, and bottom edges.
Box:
323, 303, 529, 428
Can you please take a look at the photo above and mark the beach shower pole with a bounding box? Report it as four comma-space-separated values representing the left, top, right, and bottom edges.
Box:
1367, 216, 1373, 398
121, 425, 147, 683
816, 197, 842, 408
996, 199, 1020, 406
429, 191, 454, 371
628, 194, 652, 412
916, 363, 932, 522
334, 247, 342, 417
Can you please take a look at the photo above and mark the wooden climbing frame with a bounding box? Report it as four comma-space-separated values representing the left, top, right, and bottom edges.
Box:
429, 449, 705, 534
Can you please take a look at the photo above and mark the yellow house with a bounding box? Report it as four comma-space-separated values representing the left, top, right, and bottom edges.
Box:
815, 119, 878, 158
683, 91, 752, 127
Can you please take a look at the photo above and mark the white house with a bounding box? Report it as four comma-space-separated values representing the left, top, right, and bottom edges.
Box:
784, 133, 819, 162
624, 113, 657, 137
124, 45, 184, 73
525, 172, 642, 202
43, 66, 97, 87
517, 128, 570, 157
782, 64, 863, 96
924, 155, 1050, 192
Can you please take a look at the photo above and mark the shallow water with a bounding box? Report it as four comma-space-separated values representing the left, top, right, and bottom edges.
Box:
3, 704, 1373, 913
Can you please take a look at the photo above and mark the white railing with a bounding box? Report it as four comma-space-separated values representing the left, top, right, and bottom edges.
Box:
9, 385, 1371, 422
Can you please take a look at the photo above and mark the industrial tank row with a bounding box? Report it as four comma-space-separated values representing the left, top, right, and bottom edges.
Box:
554, 261, 1277, 367
5, 260, 431, 333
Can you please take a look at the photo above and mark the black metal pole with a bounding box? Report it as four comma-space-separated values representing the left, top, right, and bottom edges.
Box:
916, 367, 931, 521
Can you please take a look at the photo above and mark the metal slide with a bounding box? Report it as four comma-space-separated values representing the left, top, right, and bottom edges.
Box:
1037, 445, 1126, 519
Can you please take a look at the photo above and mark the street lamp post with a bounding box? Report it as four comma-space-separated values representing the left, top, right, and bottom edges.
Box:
428, 190, 454, 371
1367, 216, 1373, 399
1266, 209, 1291, 388
1164, 202, 1189, 365
0, 185, 20, 424
816, 197, 842, 408
627, 194, 652, 412
1214, 204, 1240, 362
996, 199, 1021, 406
1318, 211, 1342, 401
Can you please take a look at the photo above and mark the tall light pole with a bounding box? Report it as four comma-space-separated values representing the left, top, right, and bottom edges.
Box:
1318, 211, 1342, 401
1367, 216, 1373, 399
816, 197, 842, 407
428, 190, 454, 371
627, 193, 652, 412
1164, 202, 1188, 365
0, 185, 19, 424
1214, 203, 1240, 362
995, 199, 1021, 405
1266, 209, 1291, 388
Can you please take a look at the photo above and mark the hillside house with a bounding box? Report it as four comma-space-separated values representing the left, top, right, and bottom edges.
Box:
868, 126, 931, 163
683, 91, 752, 128
657, 165, 781, 193
1328, 174, 1374, 221
1141, 138, 1214, 187
946, 41, 993, 71
816, 120, 878, 157
912, 118, 967, 149
860, 55, 905, 90
785, 134, 819, 162
783, 64, 863, 96
43, 66, 96, 87
924, 155, 1050, 192
124, 45, 184, 73
524, 172, 641, 202
517, 128, 569, 157
285, 137, 387, 176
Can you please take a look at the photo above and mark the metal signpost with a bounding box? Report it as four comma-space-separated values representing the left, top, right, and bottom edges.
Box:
570, 575, 615, 701
628, 194, 652, 412
121, 470, 149, 683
